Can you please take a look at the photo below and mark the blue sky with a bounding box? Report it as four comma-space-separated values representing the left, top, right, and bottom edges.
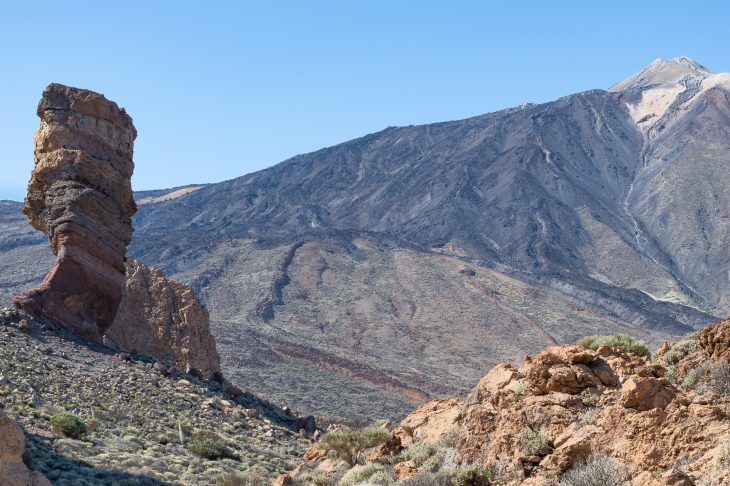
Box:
1, 1, 729, 201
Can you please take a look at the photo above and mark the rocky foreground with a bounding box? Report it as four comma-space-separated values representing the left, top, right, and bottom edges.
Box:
284, 319, 730, 485
0, 308, 309, 485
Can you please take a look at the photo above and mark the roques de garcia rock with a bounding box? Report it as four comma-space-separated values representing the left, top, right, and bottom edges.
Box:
13, 83, 137, 341
12, 84, 220, 377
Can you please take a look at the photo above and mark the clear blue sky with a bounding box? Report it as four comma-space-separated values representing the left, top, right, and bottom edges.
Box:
1, 1, 729, 201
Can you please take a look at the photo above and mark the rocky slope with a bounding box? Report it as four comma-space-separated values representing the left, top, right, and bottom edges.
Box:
287, 319, 730, 485
0, 308, 309, 485
3, 58, 729, 422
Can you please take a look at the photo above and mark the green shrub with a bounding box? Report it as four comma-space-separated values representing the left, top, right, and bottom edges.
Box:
512, 381, 530, 396
292, 473, 330, 486
577, 407, 600, 429
395, 442, 438, 467
188, 431, 230, 460
50, 413, 87, 439
707, 362, 730, 396
340, 463, 393, 486
716, 439, 730, 470
360, 425, 392, 449
452, 465, 496, 486
560, 454, 629, 486
577, 334, 650, 357
661, 334, 698, 366
681, 365, 705, 390
403, 471, 454, 486
320, 425, 392, 466
520, 429, 551, 456
214, 471, 266, 486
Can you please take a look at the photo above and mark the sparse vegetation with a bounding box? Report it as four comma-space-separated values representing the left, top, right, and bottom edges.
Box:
214, 471, 267, 486
661, 333, 698, 366
681, 365, 706, 390
402, 471, 455, 486
401, 465, 496, 486
292, 472, 331, 486
559, 454, 629, 486
717, 440, 730, 469
579, 389, 596, 406
395, 441, 444, 472
520, 429, 551, 456
577, 334, 650, 357
452, 465, 496, 486
512, 380, 530, 396
707, 362, 730, 396
340, 463, 393, 486
50, 413, 87, 439
577, 407, 600, 429
320, 425, 392, 466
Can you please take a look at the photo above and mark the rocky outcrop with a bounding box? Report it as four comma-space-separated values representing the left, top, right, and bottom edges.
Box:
11, 84, 221, 379
453, 345, 724, 483
12, 84, 136, 342
393, 398, 462, 448
105, 259, 221, 378
288, 330, 730, 484
0, 412, 50, 486
699, 316, 730, 361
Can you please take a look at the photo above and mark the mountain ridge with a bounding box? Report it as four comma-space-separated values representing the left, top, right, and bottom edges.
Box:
2, 58, 728, 421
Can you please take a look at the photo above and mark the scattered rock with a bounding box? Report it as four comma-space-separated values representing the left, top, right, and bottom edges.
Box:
152, 361, 169, 376
660, 469, 695, 485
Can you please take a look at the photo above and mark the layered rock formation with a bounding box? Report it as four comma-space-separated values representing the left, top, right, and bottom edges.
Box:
11, 84, 220, 376
105, 259, 221, 378
0, 412, 50, 486
12, 84, 136, 341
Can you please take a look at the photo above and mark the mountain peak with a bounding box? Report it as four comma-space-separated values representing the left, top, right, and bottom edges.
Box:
609, 56, 712, 92
672, 55, 709, 71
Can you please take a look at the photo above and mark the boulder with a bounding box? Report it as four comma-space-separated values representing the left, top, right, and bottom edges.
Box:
393, 461, 418, 481
620, 376, 676, 411
393, 397, 462, 447
105, 259, 221, 378
0, 412, 50, 486
699, 317, 730, 361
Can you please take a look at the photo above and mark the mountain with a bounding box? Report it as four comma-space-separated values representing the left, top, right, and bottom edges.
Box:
2, 57, 728, 422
